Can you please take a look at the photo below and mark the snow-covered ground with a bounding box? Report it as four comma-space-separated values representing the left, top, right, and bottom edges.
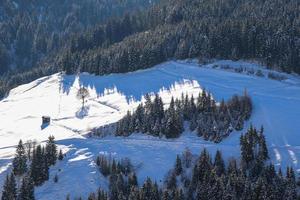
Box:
0, 60, 300, 199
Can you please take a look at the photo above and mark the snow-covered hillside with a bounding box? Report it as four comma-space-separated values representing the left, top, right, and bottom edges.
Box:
0, 60, 300, 199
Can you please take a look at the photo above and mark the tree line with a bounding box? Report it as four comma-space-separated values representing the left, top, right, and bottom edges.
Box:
116, 90, 252, 142
0, 0, 158, 97
0, 0, 299, 99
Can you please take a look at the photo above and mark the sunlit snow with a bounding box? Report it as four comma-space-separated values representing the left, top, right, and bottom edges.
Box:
0, 60, 299, 199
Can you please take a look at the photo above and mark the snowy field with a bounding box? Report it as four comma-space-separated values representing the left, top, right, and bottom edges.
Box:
0, 60, 300, 199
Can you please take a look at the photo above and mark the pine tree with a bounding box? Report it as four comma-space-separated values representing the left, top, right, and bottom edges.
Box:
30, 145, 48, 186
162, 190, 170, 200
258, 128, 269, 161
46, 135, 57, 166
175, 155, 182, 176
54, 174, 58, 183
12, 140, 27, 176
285, 167, 297, 200
42, 147, 49, 182
1, 173, 17, 200
214, 150, 225, 176
151, 182, 160, 200
167, 172, 177, 190
174, 189, 184, 200
128, 187, 140, 200
165, 97, 183, 138
128, 173, 138, 187
58, 149, 64, 161
88, 193, 96, 200
140, 178, 153, 200
18, 175, 35, 200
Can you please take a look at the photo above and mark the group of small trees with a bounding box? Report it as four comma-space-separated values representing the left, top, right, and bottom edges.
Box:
96, 155, 133, 177
161, 127, 296, 200
116, 90, 252, 142
86, 126, 298, 200
240, 125, 269, 172
1, 136, 62, 200
93, 155, 137, 200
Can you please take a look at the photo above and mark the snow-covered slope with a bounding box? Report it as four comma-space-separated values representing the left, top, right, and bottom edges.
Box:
0, 60, 300, 199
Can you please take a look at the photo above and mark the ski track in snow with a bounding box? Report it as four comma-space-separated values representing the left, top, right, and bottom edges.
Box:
0, 60, 299, 199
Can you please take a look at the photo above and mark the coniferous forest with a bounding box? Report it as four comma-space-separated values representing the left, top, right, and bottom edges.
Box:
1, 136, 60, 200
116, 90, 252, 142
86, 127, 298, 200
0, 0, 300, 199
0, 0, 299, 98
3, 127, 299, 200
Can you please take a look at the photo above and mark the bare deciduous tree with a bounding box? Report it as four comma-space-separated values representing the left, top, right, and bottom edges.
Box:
24, 140, 37, 160
77, 87, 90, 109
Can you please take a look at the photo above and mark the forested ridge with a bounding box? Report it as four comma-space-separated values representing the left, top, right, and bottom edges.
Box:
0, 0, 299, 98
0, 0, 158, 72
0, 0, 158, 96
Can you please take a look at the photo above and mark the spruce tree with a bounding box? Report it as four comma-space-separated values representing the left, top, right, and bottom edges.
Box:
12, 140, 27, 176
258, 128, 269, 161
162, 190, 170, 200
30, 145, 48, 186
214, 150, 225, 176
285, 167, 297, 200
18, 175, 35, 200
128, 187, 140, 200
167, 172, 177, 190
175, 155, 182, 176
140, 178, 153, 200
58, 149, 64, 161
128, 173, 138, 187
1, 173, 17, 200
45, 135, 57, 166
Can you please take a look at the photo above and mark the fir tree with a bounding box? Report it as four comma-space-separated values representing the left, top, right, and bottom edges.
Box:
128, 187, 140, 200
1, 173, 17, 200
258, 128, 269, 161
30, 145, 48, 186
162, 190, 170, 200
18, 175, 35, 200
58, 149, 64, 161
12, 140, 27, 176
128, 173, 138, 187
45, 135, 57, 166
214, 150, 225, 176
175, 155, 182, 176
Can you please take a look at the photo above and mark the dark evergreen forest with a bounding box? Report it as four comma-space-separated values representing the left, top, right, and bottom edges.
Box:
0, 0, 299, 98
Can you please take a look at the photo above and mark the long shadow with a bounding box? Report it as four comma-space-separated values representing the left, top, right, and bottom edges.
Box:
60, 67, 187, 102
60, 74, 76, 95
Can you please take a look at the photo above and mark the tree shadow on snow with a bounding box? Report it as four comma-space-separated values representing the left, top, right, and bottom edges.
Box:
75, 106, 89, 119
59, 66, 188, 102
